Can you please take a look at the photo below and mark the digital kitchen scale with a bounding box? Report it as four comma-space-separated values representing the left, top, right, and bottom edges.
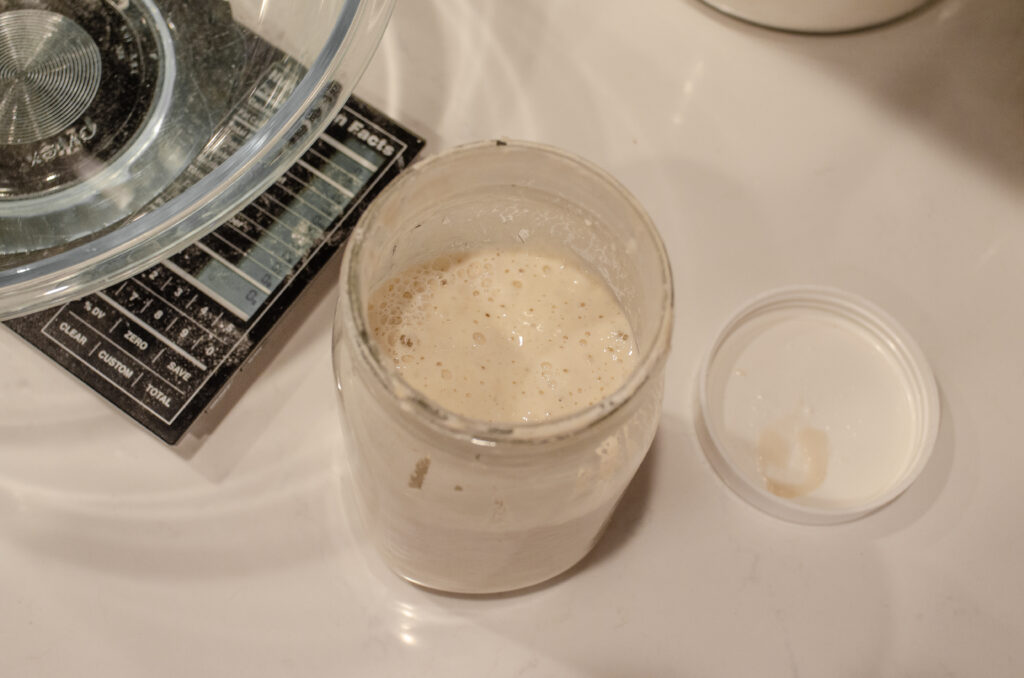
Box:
2, 0, 421, 443
5, 96, 424, 443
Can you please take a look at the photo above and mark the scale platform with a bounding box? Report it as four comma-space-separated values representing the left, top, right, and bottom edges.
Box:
6, 96, 424, 443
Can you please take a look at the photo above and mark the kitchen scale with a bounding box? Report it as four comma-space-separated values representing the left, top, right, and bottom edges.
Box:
2, 0, 424, 443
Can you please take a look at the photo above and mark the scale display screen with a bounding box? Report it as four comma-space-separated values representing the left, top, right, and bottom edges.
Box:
6, 96, 424, 443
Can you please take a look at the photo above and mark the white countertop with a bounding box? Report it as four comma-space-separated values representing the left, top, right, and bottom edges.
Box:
2, 0, 1022, 675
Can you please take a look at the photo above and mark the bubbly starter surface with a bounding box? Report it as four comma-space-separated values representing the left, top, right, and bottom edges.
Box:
368, 248, 637, 423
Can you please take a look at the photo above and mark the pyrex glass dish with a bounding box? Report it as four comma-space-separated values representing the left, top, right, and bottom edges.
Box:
0, 0, 395, 319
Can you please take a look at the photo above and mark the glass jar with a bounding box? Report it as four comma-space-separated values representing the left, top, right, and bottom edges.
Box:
332, 140, 673, 594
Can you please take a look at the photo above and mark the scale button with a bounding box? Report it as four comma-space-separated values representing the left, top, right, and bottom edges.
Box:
192, 302, 227, 334
169, 318, 218, 357
151, 350, 202, 391
93, 343, 142, 388
46, 308, 96, 358
132, 377, 179, 420
191, 337, 227, 363
166, 281, 198, 308
111, 280, 152, 315
140, 265, 173, 291
112, 318, 160, 363
67, 296, 118, 335
173, 291, 241, 342
138, 296, 178, 333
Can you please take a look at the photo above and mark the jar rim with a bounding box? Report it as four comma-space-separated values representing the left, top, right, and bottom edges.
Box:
337, 139, 673, 449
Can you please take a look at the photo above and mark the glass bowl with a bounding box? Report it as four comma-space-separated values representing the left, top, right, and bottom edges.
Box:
0, 0, 394, 319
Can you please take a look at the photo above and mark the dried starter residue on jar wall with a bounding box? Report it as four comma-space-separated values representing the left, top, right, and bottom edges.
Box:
408, 456, 431, 489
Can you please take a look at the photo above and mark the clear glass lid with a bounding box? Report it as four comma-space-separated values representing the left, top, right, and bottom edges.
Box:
0, 0, 394, 319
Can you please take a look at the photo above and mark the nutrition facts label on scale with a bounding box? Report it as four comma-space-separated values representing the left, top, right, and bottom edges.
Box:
7, 96, 424, 443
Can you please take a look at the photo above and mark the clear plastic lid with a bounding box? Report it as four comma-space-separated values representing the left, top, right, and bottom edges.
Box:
0, 0, 394, 319
697, 286, 940, 524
